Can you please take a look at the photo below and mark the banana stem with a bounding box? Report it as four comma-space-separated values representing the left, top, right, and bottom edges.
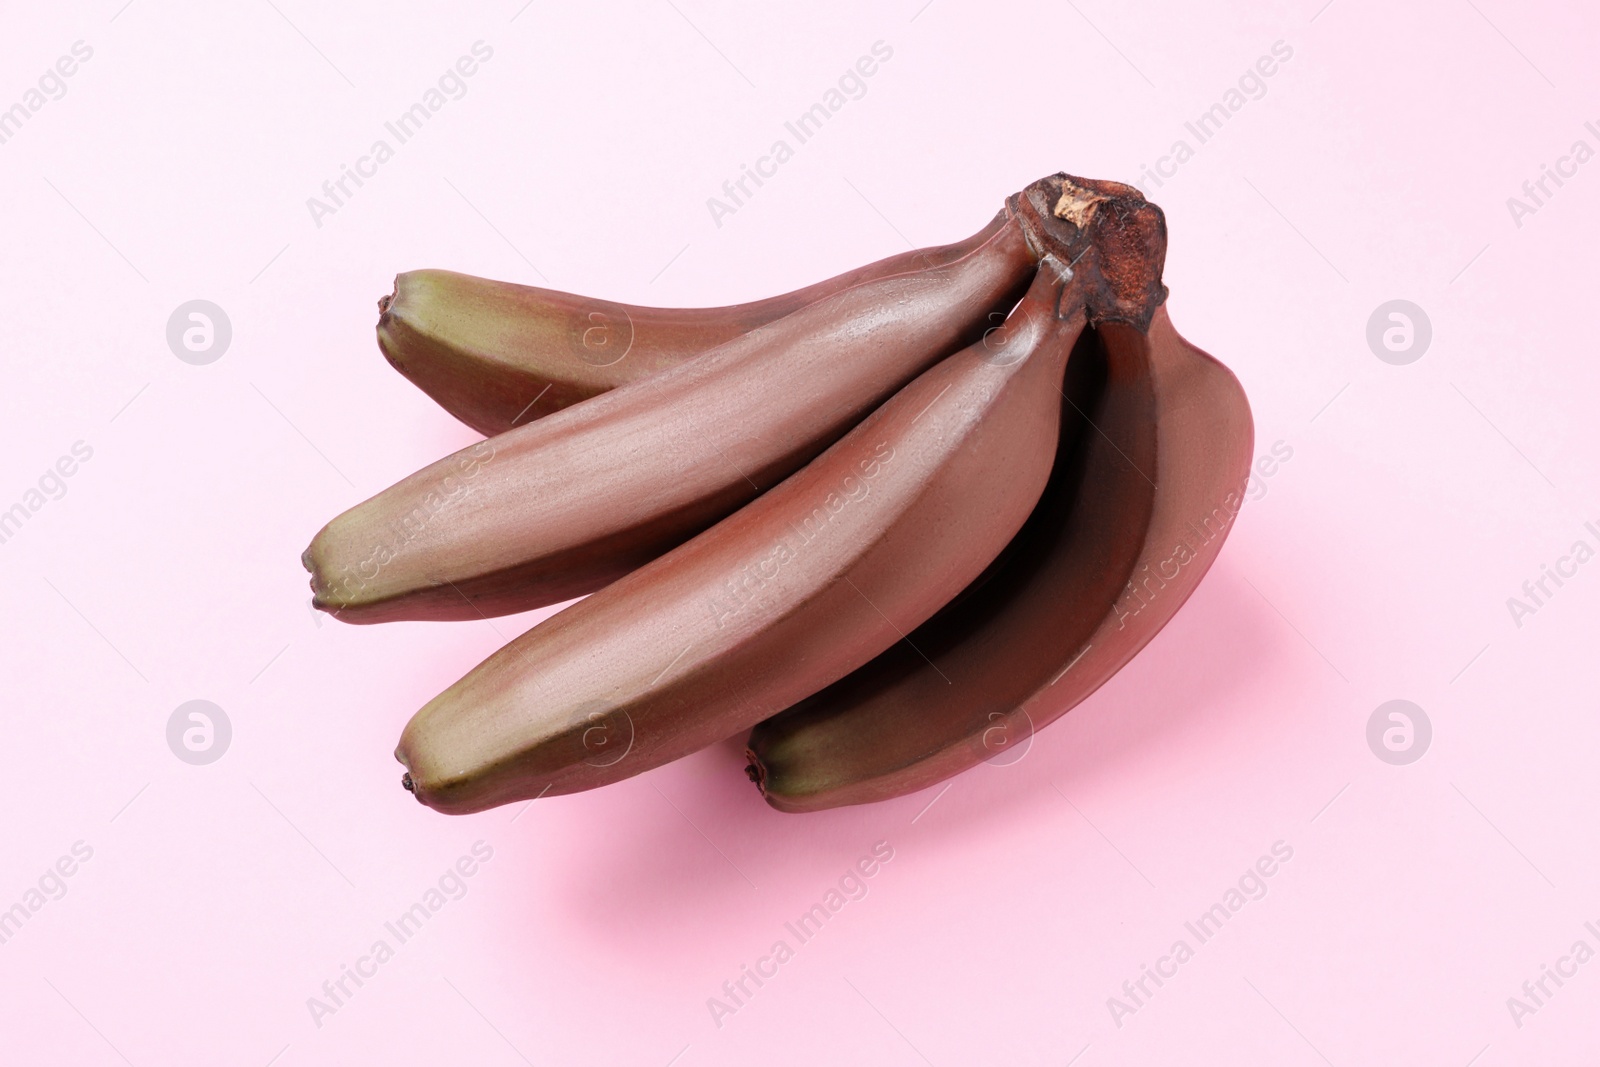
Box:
1011, 172, 1168, 331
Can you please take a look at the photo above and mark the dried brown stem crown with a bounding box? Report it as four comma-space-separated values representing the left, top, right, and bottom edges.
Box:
1010, 172, 1168, 331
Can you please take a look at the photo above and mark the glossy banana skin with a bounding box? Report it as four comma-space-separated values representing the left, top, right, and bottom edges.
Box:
378, 213, 1011, 436
394, 263, 1086, 815
744, 304, 1254, 811
305, 213, 1039, 624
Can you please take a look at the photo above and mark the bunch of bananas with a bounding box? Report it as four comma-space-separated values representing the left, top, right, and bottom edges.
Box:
302, 172, 1253, 815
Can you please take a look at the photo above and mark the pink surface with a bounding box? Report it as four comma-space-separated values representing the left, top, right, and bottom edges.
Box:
3, 1, 1597, 1063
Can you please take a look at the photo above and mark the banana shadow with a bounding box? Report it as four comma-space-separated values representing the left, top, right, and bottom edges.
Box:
496, 554, 1281, 958
920, 554, 1286, 841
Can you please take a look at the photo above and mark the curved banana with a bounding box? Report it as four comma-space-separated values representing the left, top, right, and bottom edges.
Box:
744, 188, 1253, 812
304, 194, 1057, 624
394, 259, 1088, 814
379, 213, 1011, 436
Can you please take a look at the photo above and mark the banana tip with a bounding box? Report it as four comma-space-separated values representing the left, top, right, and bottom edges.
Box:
378, 275, 401, 317
301, 556, 349, 622
301, 546, 333, 608
743, 749, 767, 795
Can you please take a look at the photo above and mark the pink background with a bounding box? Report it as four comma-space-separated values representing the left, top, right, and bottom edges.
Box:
3, 1, 1597, 1063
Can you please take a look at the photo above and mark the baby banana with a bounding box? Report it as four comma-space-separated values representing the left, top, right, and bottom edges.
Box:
394, 258, 1087, 814
304, 198, 1055, 624
744, 178, 1253, 811
379, 212, 1012, 436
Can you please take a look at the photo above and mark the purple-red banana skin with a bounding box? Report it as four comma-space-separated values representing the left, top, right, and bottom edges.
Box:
394, 262, 1086, 815
743, 173, 1252, 811
745, 304, 1254, 812
304, 204, 1053, 624
378, 212, 1012, 436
